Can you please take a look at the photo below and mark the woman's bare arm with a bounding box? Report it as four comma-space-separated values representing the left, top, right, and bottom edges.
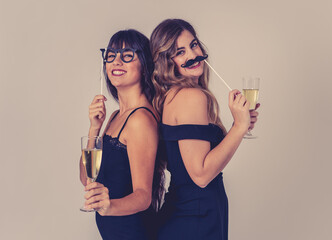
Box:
166, 88, 250, 188
84, 109, 158, 215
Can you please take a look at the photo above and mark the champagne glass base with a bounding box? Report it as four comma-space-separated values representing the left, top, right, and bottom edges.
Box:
243, 132, 258, 139
80, 206, 96, 212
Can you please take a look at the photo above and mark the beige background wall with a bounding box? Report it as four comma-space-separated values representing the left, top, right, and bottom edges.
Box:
1, 0, 331, 239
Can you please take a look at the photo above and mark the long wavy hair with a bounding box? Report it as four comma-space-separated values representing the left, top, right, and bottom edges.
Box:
103, 29, 165, 211
150, 19, 226, 133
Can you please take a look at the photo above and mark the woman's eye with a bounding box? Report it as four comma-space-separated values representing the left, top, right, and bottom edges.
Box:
191, 42, 198, 48
176, 50, 184, 56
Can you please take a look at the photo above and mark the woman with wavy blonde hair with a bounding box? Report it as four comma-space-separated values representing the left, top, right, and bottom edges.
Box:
150, 19, 259, 240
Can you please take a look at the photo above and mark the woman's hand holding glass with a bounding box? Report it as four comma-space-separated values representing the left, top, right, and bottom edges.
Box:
228, 90, 251, 135
84, 180, 111, 215
80, 136, 103, 212
242, 77, 260, 138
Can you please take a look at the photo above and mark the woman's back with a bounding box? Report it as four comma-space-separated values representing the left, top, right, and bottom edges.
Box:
159, 123, 228, 240
158, 88, 229, 240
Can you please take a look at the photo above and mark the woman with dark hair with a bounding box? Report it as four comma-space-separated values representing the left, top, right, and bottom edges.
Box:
150, 19, 259, 239
79, 29, 164, 240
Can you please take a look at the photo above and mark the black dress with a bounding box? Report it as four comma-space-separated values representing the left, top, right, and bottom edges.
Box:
95, 107, 157, 240
158, 123, 228, 240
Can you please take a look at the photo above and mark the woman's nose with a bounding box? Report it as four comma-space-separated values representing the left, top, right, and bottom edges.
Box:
112, 53, 123, 65
187, 49, 198, 60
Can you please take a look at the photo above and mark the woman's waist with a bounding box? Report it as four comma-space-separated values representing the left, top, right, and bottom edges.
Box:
96, 212, 147, 237
165, 178, 226, 212
162, 194, 227, 217
96, 178, 133, 199
96, 211, 143, 221
169, 172, 224, 194
168, 184, 226, 202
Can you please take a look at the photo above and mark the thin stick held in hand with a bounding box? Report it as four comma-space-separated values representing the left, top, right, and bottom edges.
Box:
100, 57, 104, 95
204, 60, 232, 91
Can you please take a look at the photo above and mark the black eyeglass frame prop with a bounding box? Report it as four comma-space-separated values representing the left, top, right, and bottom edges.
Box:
100, 48, 138, 63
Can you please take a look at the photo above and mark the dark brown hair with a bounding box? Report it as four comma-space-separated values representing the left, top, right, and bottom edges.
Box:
104, 29, 155, 103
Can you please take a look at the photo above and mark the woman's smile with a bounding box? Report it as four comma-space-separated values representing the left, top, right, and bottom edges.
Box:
112, 69, 127, 76
187, 61, 201, 69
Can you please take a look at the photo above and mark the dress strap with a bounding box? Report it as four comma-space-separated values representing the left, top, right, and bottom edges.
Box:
117, 107, 158, 138
102, 110, 120, 137
110, 110, 120, 122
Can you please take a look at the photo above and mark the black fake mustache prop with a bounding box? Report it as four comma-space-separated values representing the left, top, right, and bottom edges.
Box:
181, 54, 208, 68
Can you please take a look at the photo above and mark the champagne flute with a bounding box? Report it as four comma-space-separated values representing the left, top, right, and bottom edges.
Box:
80, 136, 103, 212
242, 77, 260, 139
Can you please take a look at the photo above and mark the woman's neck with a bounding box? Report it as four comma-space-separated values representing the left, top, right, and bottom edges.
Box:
117, 87, 148, 114
192, 76, 199, 85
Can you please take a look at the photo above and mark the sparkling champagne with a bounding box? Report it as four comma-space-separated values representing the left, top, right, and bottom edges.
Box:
243, 89, 259, 110
82, 149, 102, 181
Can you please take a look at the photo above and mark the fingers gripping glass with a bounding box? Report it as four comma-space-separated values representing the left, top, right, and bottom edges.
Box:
80, 136, 103, 212
100, 48, 137, 63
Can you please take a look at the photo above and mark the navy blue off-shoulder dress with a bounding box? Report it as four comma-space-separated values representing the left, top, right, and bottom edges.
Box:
95, 107, 157, 240
158, 123, 228, 240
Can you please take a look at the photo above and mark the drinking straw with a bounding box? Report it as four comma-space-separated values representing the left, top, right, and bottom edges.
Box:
204, 60, 232, 91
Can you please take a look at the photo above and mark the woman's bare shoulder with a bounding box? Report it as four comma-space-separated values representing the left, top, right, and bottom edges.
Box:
165, 88, 209, 125
126, 108, 158, 132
